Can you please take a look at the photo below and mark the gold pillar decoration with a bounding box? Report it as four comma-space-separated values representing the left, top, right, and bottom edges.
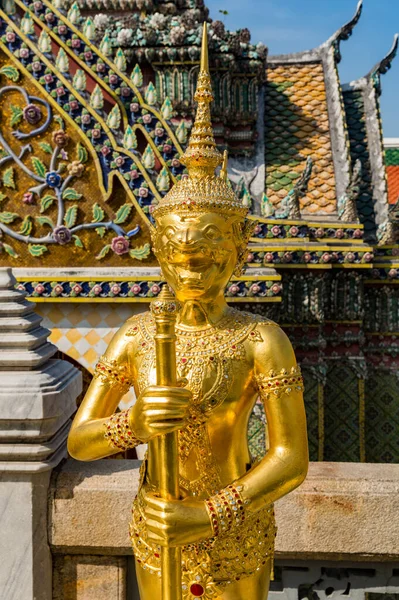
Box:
68, 22, 309, 600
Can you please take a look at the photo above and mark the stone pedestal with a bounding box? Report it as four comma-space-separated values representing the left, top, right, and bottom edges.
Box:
0, 268, 82, 600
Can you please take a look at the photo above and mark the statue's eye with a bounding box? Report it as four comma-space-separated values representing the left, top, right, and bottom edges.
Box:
204, 225, 221, 240
163, 226, 176, 239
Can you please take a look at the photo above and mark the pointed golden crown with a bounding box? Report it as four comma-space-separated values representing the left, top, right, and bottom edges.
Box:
152, 23, 247, 220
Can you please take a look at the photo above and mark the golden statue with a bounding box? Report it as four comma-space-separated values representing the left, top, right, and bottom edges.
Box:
68, 23, 309, 600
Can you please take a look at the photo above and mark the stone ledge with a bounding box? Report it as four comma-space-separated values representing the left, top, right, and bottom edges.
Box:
49, 460, 399, 560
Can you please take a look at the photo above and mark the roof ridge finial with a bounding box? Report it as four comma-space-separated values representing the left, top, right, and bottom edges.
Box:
180, 22, 223, 179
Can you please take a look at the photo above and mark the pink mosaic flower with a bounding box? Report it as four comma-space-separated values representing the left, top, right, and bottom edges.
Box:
315, 228, 325, 238
34, 284, 45, 295
289, 226, 299, 237
250, 283, 261, 294
246, 252, 255, 263
388, 268, 398, 278
151, 284, 161, 295
265, 252, 274, 263
228, 284, 239, 295
23, 192, 34, 205
19, 48, 30, 59
91, 284, 102, 295
131, 284, 141, 295
110, 284, 121, 295
271, 225, 280, 236
321, 253, 331, 263
143, 114, 152, 124
362, 252, 373, 263
72, 284, 83, 294
335, 228, 345, 239
353, 228, 363, 239
52, 284, 63, 296
111, 236, 129, 255
271, 283, 282, 294
139, 187, 149, 198
101, 145, 111, 156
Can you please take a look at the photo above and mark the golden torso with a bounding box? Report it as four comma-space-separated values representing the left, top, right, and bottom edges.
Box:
127, 308, 276, 496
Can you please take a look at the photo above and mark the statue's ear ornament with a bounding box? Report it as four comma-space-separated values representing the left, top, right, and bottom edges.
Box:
233, 218, 257, 277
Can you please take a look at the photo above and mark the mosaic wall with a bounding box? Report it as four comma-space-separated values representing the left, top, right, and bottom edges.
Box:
386, 147, 399, 205
265, 63, 337, 214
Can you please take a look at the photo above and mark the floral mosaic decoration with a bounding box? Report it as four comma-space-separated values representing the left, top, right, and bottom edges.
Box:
0, 73, 149, 260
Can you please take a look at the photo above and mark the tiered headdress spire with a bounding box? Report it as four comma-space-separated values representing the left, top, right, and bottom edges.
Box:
152, 23, 247, 219
179, 23, 223, 177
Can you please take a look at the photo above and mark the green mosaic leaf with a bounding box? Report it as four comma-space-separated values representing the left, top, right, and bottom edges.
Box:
10, 104, 23, 127
0, 211, 18, 224
64, 205, 78, 228
96, 244, 111, 260
129, 243, 151, 261
92, 203, 105, 223
62, 188, 82, 200
95, 227, 106, 238
3, 243, 18, 258
39, 142, 53, 154
0, 192, 7, 203
54, 115, 64, 130
28, 244, 48, 257
36, 215, 54, 228
40, 194, 55, 213
19, 215, 33, 236
2, 167, 15, 189
114, 203, 132, 224
0, 65, 20, 82
73, 234, 83, 248
31, 157, 46, 178
76, 142, 88, 164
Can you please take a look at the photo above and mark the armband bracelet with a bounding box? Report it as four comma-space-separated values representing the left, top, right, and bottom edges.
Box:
94, 356, 133, 393
255, 366, 304, 401
104, 409, 141, 451
205, 483, 250, 537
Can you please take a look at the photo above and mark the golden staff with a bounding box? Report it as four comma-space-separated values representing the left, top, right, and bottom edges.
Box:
150, 286, 182, 600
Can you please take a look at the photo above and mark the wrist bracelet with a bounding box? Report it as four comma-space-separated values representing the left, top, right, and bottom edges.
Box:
104, 409, 141, 451
205, 483, 249, 537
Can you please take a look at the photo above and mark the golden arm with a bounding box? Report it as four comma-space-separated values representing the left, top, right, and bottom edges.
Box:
238, 325, 309, 513
68, 317, 192, 463
67, 323, 136, 462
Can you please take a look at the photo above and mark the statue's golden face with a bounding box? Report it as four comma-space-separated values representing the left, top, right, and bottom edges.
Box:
153, 212, 240, 301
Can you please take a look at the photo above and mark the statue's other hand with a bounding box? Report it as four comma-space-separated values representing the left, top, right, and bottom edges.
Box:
130, 383, 192, 442
143, 490, 213, 547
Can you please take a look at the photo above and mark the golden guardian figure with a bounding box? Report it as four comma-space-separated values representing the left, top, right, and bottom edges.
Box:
68, 24, 309, 600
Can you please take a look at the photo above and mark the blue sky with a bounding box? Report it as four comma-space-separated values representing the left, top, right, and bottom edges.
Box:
205, 0, 399, 137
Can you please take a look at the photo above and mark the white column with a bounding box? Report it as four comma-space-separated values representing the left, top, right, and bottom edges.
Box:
0, 268, 82, 600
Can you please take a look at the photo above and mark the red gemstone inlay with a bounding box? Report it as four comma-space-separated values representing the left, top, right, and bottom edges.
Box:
190, 583, 205, 597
